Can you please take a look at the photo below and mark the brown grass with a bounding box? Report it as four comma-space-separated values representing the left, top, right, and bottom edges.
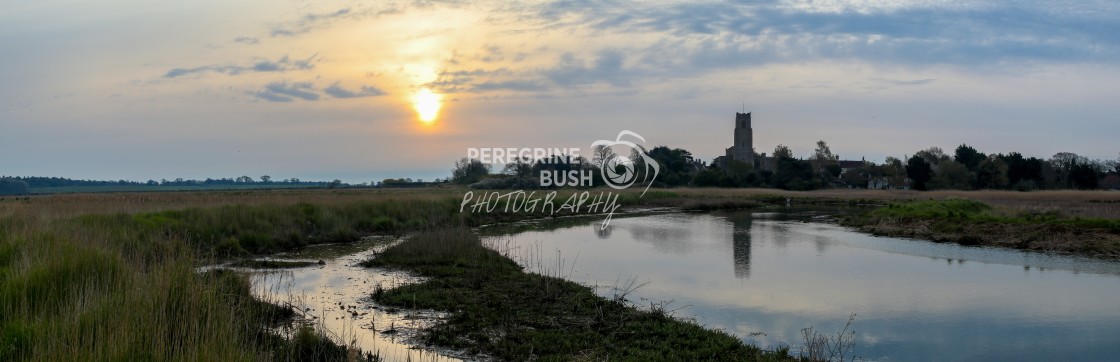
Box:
0, 187, 464, 220
664, 188, 1120, 219
4, 187, 1118, 222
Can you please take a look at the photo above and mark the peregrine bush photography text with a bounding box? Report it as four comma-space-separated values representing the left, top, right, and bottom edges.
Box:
460, 130, 660, 229
2, 1, 1120, 361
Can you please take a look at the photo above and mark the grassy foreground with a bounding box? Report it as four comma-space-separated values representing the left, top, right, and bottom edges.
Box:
0, 192, 455, 360
0, 189, 498, 360
0, 188, 748, 360
2, 187, 1118, 360
363, 228, 794, 361
0, 228, 355, 361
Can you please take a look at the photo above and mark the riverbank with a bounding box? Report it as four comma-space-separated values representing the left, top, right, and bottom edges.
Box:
361, 227, 794, 361
647, 188, 1120, 258
838, 199, 1120, 258
0, 188, 781, 360
638, 189, 1120, 258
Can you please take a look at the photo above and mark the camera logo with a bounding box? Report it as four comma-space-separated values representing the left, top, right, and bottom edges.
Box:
592, 130, 659, 196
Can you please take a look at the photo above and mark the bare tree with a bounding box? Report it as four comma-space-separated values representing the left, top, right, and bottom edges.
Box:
452, 157, 491, 184
915, 147, 949, 167
773, 144, 793, 160
501, 155, 534, 178
591, 144, 617, 169
813, 140, 840, 177
1049, 152, 1087, 186
813, 140, 836, 162
976, 156, 1009, 189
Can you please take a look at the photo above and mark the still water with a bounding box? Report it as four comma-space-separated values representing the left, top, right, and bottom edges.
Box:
246, 237, 463, 361
483, 211, 1120, 361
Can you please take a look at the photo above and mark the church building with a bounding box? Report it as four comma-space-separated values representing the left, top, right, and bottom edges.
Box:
715, 112, 769, 170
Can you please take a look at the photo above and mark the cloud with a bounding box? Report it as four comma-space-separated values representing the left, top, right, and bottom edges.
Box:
543, 50, 632, 87
164, 54, 317, 78
869, 77, 936, 86
184, 1, 1120, 101
271, 8, 354, 37
510, 1, 1120, 69
233, 36, 259, 44
253, 91, 293, 103
254, 81, 320, 102
422, 68, 522, 94
472, 80, 550, 92
323, 82, 386, 98
256, 81, 385, 102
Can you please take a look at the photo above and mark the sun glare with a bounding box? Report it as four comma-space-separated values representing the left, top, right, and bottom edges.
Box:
411, 88, 442, 124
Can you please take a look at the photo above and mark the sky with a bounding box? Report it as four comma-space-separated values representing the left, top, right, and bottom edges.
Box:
2, 0, 1118, 183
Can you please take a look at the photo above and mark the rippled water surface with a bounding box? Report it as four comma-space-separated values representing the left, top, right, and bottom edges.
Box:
484, 211, 1120, 361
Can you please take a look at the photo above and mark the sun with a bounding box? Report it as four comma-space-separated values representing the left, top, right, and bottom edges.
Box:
411, 88, 442, 124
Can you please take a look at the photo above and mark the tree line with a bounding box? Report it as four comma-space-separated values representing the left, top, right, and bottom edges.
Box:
4, 142, 1116, 196
894, 146, 1115, 191
0, 175, 352, 195
0, 175, 328, 187
451, 142, 1120, 191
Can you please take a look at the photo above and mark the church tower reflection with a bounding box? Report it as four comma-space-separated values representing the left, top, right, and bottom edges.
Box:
727, 213, 753, 279
595, 224, 613, 239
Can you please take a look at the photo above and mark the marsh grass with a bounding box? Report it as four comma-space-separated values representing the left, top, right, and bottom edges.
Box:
0, 190, 480, 360
665, 188, 1120, 219
3, 187, 1118, 359
365, 228, 796, 361
0, 231, 355, 361
799, 314, 857, 362
844, 198, 1120, 256
0, 188, 669, 360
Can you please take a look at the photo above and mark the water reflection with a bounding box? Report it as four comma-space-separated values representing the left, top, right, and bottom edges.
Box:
595, 224, 613, 239
484, 211, 1120, 361
625, 219, 694, 254
238, 238, 466, 362
728, 212, 752, 279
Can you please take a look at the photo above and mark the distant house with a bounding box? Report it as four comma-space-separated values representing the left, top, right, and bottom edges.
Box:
868, 177, 890, 190
868, 177, 911, 190
1101, 173, 1120, 190
837, 158, 867, 175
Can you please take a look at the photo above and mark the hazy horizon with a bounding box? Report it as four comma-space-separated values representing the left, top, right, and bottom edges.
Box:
3, 1, 1118, 184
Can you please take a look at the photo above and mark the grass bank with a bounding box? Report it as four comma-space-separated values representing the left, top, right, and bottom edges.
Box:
0, 190, 482, 360
0, 228, 358, 361
647, 188, 1120, 258
841, 199, 1120, 257
362, 228, 795, 361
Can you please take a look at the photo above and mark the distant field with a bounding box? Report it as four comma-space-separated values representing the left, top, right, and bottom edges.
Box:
1, 187, 461, 219
7, 186, 1120, 220
29, 184, 330, 194
667, 188, 1120, 219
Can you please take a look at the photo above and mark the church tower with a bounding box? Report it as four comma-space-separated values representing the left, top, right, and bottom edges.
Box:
726, 112, 754, 164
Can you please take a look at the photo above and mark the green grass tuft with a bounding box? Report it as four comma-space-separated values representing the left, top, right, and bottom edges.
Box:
365, 228, 794, 361
871, 199, 991, 220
